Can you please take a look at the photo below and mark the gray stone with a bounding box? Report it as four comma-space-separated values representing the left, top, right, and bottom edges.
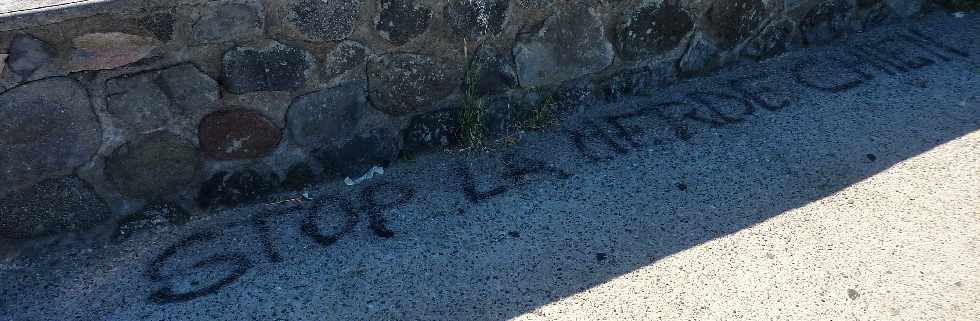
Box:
468, 45, 518, 97
104, 132, 202, 199
105, 64, 219, 133
702, 0, 768, 50
552, 76, 598, 112
799, 0, 854, 46
857, 0, 885, 11
444, 0, 509, 39
615, 2, 694, 61
885, 0, 924, 18
0, 176, 110, 240
106, 75, 172, 134
287, 81, 371, 147
0, 77, 101, 196
6, 33, 53, 79
366, 53, 462, 116
197, 169, 280, 210
678, 33, 719, 75
313, 129, 400, 178
67, 32, 160, 72
156, 64, 222, 115
744, 19, 796, 59
514, 5, 614, 88
599, 63, 676, 102
282, 162, 318, 191
283, 0, 359, 42
140, 12, 176, 42
484, 93, 535, 139
223, 41, 315, 94
517, 0, 551, 8
375, 0, 432, 45
320, 40, 372, 85
856, 0, 889, 29
113, 201, 190, 242
192, 2, 264, 43
402, 108, 459, 152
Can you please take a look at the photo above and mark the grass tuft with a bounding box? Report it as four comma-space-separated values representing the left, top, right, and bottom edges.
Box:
457, 58, 486, 149
520, 88, 556, 130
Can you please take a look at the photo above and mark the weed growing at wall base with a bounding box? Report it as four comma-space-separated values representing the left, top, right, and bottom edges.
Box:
457, 59, 487, 149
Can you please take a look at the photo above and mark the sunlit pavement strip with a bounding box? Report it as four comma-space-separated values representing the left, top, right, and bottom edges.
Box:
515, 132, 980, 320
1, 11, 979, 321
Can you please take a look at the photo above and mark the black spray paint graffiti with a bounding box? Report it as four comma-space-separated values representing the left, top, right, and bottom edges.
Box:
146, 227, 254, 304
570, 28, 968, 162
144, 28, 969, 304
793, 29, 969, 93
146, 182, 414, 304
460, 153, 572, 203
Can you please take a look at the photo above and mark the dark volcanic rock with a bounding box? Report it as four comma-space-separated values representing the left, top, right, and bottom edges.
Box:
283, 0, 360, 41
375, 0, 432, 45
113, 201, 191, 242
484, 94, 536, 139
320, 41, 372, 84
402, 108, 459, 152
702, 0, 768, 49
198, 169, 279, 210
886, 0, 924, 18
514, 5, 614, 88
800, 0, 855, 46
444, 0, 509, 39
599, 63, 675, 102
223, 41, 315, 93
287, 81, 371, 147
105, 63, 220, 133
156, 64, 222, 114
313, 130, 400, 178
517, 0, 551, 8
367, 53, 462, 116
855, 0, 889, 29
105, 132, 202, 199
140, 12, 176, 42
744, 19, 796, 59
468, 45, 518, 97
0, 77, 101, 196
282, 162, 318, 191
6, 33, 54, 79
0, 176, 110, 240
615, 3, 694, 61
107, 76, 172, 133
678, 33, 720, 75
199, 109, 282, 160
192, 3, 264, 43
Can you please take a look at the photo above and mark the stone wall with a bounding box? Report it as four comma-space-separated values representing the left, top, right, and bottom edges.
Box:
0, 0, 932, 240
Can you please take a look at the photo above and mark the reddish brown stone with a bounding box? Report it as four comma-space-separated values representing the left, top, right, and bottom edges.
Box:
199, 109, 282, 160
67, 32, 160, 72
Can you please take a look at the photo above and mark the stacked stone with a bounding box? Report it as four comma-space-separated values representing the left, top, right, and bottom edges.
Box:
0, 0, 928, 240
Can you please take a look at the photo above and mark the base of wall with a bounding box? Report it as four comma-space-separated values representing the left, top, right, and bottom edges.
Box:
0, 0, 945, 240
